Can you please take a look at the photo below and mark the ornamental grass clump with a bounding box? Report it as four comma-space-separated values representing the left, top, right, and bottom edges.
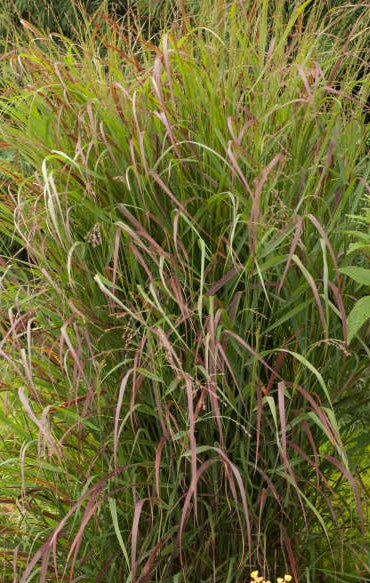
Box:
0, 0, 369, 581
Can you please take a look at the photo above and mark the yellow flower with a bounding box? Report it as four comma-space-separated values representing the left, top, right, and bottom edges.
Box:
284, 577, 292, 582
277, 579, 284, 583
250, 572, 259, 580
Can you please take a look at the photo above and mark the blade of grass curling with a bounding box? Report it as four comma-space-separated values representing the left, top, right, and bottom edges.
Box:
278, 215, 303, 294
109, 497, 131, 570
291, 254, 328, 338
131, 498, 146, 582
212, 447, 252, 563
179, 459, 217, 564
114, 368, 134, 471
278, 381, 287, 465
184, 373, 198, 521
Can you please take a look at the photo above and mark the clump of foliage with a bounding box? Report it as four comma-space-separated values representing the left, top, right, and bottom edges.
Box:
0, 1, 369, 581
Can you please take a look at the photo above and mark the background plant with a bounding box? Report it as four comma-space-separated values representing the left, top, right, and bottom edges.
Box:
0, 1, 369, 581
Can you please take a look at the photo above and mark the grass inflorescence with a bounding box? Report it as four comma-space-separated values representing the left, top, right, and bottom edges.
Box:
0, 1, 369, 581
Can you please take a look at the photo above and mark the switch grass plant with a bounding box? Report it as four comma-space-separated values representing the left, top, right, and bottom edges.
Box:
0, 0, 369, 581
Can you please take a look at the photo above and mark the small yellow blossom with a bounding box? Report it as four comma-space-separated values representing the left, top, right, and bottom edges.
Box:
250, 568, 293, 583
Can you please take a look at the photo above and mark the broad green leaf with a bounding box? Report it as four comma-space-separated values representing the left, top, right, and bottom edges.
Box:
339, 266, 370, 286
347, 295, 370, 344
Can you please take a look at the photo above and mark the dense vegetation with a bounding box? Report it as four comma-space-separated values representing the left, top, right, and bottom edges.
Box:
0, 1, 369, 581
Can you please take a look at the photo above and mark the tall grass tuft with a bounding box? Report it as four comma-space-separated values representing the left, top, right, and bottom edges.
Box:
0, 1, 369, 581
